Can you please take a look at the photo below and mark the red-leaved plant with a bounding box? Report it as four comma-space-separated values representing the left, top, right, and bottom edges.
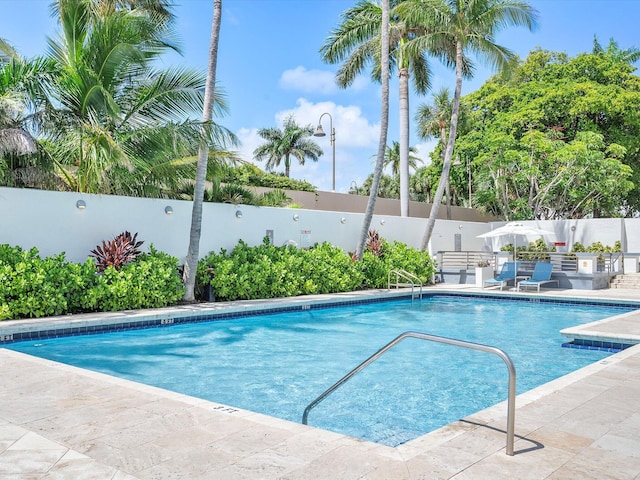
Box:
91, 231, 144, 272
365, 229, 385, 257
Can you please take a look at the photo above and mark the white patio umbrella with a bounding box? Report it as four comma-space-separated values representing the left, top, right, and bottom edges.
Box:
477, 222, 555, 281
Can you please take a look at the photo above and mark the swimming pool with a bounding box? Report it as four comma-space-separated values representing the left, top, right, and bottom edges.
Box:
6, 295, 634, 446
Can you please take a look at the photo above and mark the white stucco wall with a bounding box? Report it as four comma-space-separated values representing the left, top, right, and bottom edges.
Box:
0, 187, 636, 263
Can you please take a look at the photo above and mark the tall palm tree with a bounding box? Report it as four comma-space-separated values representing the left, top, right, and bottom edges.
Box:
381, 140, 422, 175
320, 0, 432, 217
399, 0, 538, 250
183, 0, 223, 302
356, 0, 390, 259
253, 115, 322, 178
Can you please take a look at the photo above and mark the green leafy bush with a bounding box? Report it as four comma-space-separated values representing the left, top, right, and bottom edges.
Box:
572, 241, 622, 253
220, 164, 316, 192
198, 238, 435, 301
85, 246, 185, 312
198, 239, 365, 301
0, 245, 96, 320
361, 241, 436, 288
0, 244, 184, 320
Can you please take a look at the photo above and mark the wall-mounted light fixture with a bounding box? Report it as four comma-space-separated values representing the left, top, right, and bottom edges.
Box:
235, 210, 243, 219
164, 206, 174, 215
340, 217, 347, 224
379, 219, 385, 226
293, 214, 300, 222
76, 200, 86, 210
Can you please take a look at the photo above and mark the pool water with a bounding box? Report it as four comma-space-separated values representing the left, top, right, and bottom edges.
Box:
7, 296, 634, 446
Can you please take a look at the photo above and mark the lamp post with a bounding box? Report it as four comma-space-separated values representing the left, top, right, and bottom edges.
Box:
313, 112, 335, 192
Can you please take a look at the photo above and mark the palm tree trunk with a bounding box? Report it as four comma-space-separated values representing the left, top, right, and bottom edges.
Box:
356, 0, 389, 259
183, 0, 222, 301
420, 39, 464, 251
399, 66, 410, 217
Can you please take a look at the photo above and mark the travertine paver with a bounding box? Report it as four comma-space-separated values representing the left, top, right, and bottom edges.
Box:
1, 286, 640, 479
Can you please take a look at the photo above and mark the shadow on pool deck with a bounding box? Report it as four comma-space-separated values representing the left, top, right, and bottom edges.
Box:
1, 285, 640, 479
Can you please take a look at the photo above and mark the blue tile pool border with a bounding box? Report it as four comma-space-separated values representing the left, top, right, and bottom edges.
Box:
2, 291, 638, 345
562, 339, 633, 353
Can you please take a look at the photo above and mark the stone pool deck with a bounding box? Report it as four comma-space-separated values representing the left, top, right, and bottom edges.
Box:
1, 285, 640, 479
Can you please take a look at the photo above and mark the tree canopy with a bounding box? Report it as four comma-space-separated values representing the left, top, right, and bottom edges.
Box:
450, 46, 640, 219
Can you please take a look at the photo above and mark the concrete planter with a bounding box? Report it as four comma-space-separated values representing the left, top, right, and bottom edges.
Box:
475, 266, 494, 287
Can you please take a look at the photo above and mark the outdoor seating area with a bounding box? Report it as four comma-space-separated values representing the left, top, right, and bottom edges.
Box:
482, 261, 560, 292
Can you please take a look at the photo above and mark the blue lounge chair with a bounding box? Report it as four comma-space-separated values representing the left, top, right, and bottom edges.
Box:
483, 261, 521, 290
517, 262, 559, 292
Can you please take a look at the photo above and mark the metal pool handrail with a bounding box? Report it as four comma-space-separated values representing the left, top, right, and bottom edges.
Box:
387, 269, 423, 301
302, 331, 517, 456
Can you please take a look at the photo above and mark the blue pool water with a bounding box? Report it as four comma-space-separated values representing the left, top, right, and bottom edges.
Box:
7, 296, 634, 446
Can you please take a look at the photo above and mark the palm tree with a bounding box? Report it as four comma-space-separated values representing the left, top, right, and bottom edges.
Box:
321, 0, 432, 217
416, 87, 454, 217
45, 0, 232, 194
0, 53, 59, 187
253, 115, 322, 178
592, 36, 640, 64
381, 140, 422, 176
398, 0, 538, 250
184, 0, 224, 302
356, 0, 390, 259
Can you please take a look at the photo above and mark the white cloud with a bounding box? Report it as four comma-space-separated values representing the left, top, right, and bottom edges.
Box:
279, 66, 338, 94
279, 66, 370, 94
235, 127, 262, 165
276, 98, 379, 149
414, 140, 438, 167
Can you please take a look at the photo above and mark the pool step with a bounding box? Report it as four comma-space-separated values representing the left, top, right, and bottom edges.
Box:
610, 273, 640, 289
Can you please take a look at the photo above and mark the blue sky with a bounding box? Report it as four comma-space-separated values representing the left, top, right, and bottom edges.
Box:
2, 0, 640, 192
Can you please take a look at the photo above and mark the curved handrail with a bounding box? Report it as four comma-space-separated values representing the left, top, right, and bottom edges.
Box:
302, 331, 517, 456
387, 269, 423, 301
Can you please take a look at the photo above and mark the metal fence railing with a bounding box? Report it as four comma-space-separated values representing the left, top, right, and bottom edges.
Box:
438, 251, 624, 274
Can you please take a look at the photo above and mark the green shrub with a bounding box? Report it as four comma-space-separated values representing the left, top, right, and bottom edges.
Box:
0, 244, 184, 320
85, 246, 184, 312
0, 246, 96, 320
361, 241, 436, 288
198, 239, 364, 301
198, 238, 434, 301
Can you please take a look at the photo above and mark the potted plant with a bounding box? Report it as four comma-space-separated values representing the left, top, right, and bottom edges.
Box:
475, 260, 494, 287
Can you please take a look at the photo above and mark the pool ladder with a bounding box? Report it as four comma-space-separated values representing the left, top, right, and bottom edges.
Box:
387, 269, 423, 301
302, 331, 517, 456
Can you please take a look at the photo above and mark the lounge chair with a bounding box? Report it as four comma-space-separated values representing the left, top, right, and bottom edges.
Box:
483, 261, 521, 290
517, 262, 559, 292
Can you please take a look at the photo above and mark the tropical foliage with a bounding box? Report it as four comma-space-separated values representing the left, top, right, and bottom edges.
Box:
253, 115, 322, 177
0, 0, 236, 198
0, 243, 184, 320
399, 0, 539, 250
196, 236, 435, 302
321, 0, 433, 216
451, 47, 639, 218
